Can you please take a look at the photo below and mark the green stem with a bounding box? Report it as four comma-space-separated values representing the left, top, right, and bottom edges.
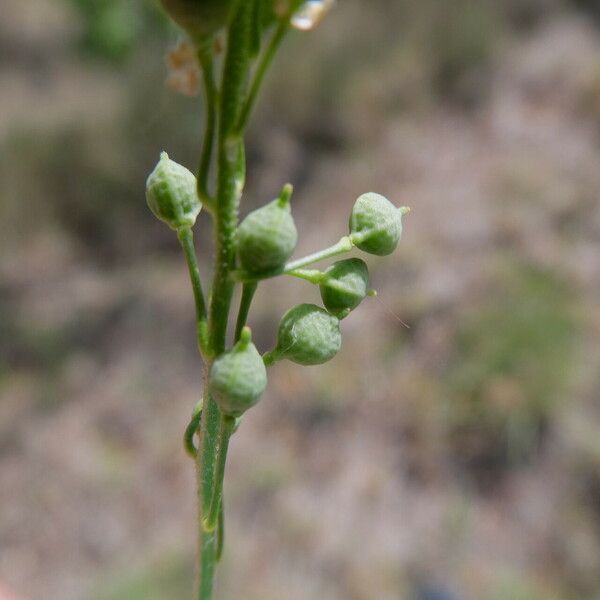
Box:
198, 525, 217, 600
196, 382, 220, 599
262, 350, 278, 367
283, 236, 354, 272
204, 415, 236, 531
197, 42, 218, 208
285, 268, 324, 284
232, 237, 355, 283
184, 401, 203, 459
196, 5, 254, 599
235, 14, 291, 134
177, 227, 209, 356
208, 2, 253, 352
234, 282, 258, 342
216, 502, 225, 562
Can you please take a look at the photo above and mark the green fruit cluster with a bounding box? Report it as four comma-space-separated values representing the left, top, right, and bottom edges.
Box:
145, 5, 410, 593
146, 149, 409, 414
261, 191, 408, 369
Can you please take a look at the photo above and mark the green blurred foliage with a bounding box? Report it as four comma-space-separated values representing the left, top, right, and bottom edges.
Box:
91, 554, 193, 600
68, 0, 166, 63
446, 262, 578, 471
488, 571, 568, 600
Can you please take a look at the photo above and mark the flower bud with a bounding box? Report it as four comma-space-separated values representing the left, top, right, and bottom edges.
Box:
349, 192, 409, 256
319, 258, 369, 318
160, 0, 234, 40
265, 303, 341, 366
146, 152, 202, 230
290, 0, 336, 31
209, 327, 267, 418
237, 184, 298, 275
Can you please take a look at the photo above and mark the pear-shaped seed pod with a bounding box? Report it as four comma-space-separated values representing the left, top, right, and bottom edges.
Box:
146, 152, 201, 230
267, 303, 341, 366
237, 185, 298, 275
349, 192, 409, 256
319, 258, 369, 318
160, 0, 234, 40
209, 328, 267, 418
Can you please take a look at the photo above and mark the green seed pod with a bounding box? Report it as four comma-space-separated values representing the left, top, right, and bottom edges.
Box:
349, 192, 409, 256
319, 258, 369, 318
146, 152, 202, 230
209, 327, 267, 418
237, 184, 298, 275
266, 303, 341, 366
160, 0, 234, 40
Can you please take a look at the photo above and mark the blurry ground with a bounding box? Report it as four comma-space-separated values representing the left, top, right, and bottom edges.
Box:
1, 1, 600, 599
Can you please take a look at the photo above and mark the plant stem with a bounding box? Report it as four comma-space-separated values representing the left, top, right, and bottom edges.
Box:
184, 400, 203, 459
196, 379, 220, 600
236, 16, 289, 134
285, 268, 324, 284
216, 502, 225, 562
177, 227, 209, 356
232, 237, 355, 283
196, 5, 254, 599
234, 282, 258, 342
284, 236, 354, 272
198, 523, 217, 600
197, 42, 217, 208
204, 415, 236, 531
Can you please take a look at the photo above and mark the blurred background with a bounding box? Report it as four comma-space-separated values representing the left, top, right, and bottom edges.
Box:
1, 0, 600, 598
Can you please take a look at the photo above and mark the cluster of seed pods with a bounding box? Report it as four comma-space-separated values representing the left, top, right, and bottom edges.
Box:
146, 153, 409, 420
146, 2, 411, 595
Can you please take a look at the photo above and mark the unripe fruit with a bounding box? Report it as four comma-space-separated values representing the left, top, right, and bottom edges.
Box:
146, 152, 202, 230
209, 327, 267, 418
237, 184, 298, 275
319, 258, 369, 318
266, 303, 341, 366
349, 192, 409, 256
160, 0, 234, 40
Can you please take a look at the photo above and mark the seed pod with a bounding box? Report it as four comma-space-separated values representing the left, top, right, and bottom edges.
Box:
265, 303, 341, 366
349, 192, 409, 256
237, 184, 298, 275
209, 327, 267, 418
160, 0, 234, 40
319, 258, 369, 318
146, 152, 202, 230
